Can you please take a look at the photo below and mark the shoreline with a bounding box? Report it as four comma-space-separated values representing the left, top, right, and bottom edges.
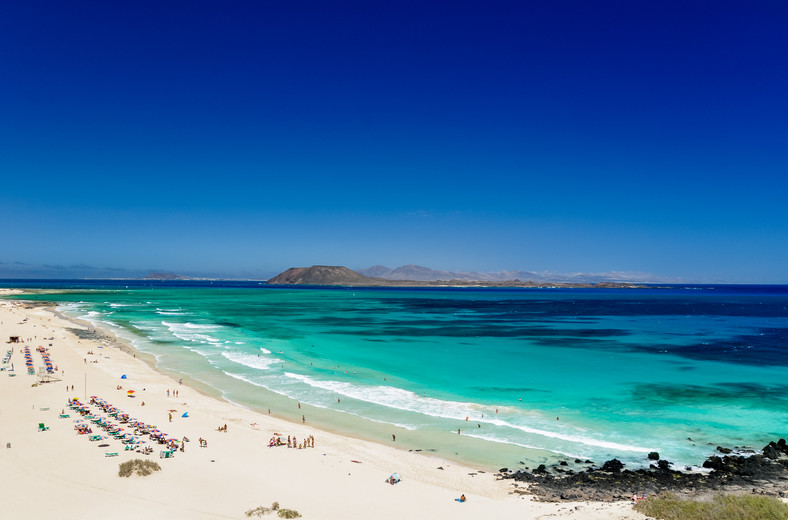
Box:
0, 291, 646, 519
28, 291, 569, 473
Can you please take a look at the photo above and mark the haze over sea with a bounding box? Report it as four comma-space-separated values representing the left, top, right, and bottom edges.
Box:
5, 281, 787, 470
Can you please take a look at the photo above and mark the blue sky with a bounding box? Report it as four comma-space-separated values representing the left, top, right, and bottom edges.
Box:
2, 1, 787, 281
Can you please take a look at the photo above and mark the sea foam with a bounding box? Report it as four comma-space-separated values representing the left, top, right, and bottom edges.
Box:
282, 372, 653, 454
222, 351, 281, 370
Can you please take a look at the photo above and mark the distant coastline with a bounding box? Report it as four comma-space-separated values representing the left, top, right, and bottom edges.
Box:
265, 265, 652, 288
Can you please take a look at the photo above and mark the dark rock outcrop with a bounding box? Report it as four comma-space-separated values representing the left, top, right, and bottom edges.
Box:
502, 439, 788, 502
601, 459, 624, 473
762, 439, 788, 459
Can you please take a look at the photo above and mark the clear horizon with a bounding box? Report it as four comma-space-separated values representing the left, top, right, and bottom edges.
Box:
2, 2, 787, 283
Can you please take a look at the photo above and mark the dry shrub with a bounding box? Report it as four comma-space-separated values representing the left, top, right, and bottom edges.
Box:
245, 506, 269, 517
634, 492, 788, 520
118, 459, 162, 477
245, 502, 295, 518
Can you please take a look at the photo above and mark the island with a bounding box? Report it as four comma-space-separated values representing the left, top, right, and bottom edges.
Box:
267, 265, 648, 288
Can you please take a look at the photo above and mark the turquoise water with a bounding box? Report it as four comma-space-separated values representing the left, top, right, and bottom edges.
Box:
6, 283, 788, 470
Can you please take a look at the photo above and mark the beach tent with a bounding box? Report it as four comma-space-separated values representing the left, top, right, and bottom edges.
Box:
181, 412, 189, 418
121, 374, 127, 379
388, 473, 401, 484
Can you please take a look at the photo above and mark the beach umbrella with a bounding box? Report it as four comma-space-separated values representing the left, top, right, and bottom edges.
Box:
127, 390, 135, 396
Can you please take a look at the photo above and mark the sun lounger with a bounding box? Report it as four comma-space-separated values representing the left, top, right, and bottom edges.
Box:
59, 414, 70, 418
38, 423, 49, 431
160, 449, 175, 459
105, 452, 118, 457
89, 435, 102, 441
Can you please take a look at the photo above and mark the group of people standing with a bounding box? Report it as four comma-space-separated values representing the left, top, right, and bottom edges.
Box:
268, 434, 315, 449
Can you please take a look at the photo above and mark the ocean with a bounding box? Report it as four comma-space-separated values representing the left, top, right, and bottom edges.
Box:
3, 281, 787, 471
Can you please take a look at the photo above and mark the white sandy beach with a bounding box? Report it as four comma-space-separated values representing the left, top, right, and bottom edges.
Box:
0, 291, 645, 520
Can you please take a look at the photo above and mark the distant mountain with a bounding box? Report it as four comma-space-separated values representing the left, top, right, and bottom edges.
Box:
358, 264, 663, 284
268, 265, 386, 286
359, 265, 399, 278
358, 264, 525, 282
362, 264, 473, 281
141, 272, 191, 280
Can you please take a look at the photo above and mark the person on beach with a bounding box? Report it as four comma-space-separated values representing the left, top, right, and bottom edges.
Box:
392, 434, 396, 442
459, 494, 466, 502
